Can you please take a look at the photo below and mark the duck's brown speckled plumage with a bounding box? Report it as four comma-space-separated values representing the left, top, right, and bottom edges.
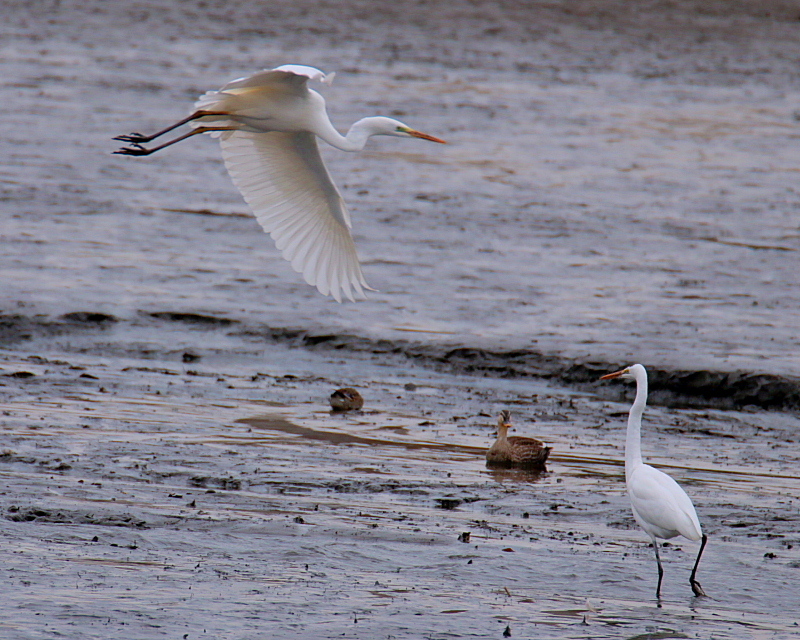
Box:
329, 387, 364, 411
486, 410, 551, 469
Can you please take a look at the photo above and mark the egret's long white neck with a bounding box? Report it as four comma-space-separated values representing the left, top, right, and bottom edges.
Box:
315, 117, 385, 152
625, 370, 647, 478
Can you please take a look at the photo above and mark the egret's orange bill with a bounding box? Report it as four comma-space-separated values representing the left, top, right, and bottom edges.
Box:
600, 368, 627, 380
408, 129, 447, 143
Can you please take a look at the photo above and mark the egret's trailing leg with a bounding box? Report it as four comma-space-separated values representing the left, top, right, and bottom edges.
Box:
114, 126, 236, 156
114, 110, 232, 144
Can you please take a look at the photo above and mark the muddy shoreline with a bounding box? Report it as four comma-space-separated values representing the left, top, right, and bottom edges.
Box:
3, 310, 798, 411
1, 319, 799, 639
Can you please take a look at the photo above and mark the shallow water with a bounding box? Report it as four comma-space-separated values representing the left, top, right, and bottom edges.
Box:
2, 0, 800, 638
3, 0, 800, 382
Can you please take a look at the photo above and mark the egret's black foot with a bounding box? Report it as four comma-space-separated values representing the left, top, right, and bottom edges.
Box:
113, 132, 149, 143
691, 579, 706, 597
113, 144, 152, 156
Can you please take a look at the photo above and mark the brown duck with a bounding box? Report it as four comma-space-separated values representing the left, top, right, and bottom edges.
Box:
329, 387, 364, 412
486, 410, 551, 469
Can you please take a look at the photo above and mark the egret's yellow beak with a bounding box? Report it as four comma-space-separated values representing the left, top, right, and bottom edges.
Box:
406, 129, 446, 143
600, 368, 628, 381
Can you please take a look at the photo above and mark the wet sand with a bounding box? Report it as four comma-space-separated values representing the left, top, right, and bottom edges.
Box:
2, 1, 800, 638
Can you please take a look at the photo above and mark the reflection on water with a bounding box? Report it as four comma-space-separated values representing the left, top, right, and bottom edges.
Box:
483, 466, 549, 484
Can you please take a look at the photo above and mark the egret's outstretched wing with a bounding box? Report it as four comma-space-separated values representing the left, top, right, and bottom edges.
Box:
193, 65, 333, 141
220, 129, 370, 302
221, 64, 333, 90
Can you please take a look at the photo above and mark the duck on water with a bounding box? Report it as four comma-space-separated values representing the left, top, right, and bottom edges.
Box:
486, 410, 551, 470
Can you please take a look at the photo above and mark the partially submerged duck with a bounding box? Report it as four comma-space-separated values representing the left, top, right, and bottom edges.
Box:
329, 387, 364, 412
486, 410, 551, 469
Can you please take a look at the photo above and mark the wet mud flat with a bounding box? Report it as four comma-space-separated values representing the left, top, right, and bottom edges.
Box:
1, 318, 800, 639
2, 0, 800, 638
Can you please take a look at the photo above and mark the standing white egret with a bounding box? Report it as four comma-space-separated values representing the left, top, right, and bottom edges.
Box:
114, 64, 446, 303
601, 364, 707, 599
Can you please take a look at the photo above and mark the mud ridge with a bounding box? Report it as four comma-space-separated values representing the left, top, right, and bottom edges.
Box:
222, 323, 799, 411
0, 312, 119, 345
3, 311, 797, 410
5, 506, 147, 528
127, 312, 800, 411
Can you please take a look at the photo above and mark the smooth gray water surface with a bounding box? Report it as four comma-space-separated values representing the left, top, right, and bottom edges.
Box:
4, 0, 799, 379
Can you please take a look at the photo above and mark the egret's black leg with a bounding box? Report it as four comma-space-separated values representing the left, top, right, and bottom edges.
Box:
113, 126, 236, 156
690, 534, 707, 597
113, 110, 231, 144
653, 539, 664, 601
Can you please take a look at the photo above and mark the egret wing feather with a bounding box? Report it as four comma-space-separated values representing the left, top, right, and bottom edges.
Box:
193, 66, 330, 137
627, 464, 702, 541
220, 130, 369, 302
203, 65, 328, 99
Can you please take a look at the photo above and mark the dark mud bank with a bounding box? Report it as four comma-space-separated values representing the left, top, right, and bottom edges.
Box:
3, 311, 798, 412
258, 331, 800, 412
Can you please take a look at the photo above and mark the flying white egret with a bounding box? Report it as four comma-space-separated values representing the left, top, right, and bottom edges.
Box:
601, 364, 707, 600
114, 64, 446, 302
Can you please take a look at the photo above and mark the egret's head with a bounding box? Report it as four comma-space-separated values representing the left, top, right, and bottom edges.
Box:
601, 367, 632, 381
366, 117, 446, 143
600, 363, 646, 383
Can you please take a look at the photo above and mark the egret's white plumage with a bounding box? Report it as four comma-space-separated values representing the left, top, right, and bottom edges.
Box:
601, 363, 707, 599
219, 130, 362, 301
114, 64, 445, 302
